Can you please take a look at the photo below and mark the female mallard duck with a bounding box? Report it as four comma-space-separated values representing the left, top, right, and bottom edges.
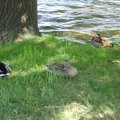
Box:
91, 34, 114, 48
46, 60, 78, 77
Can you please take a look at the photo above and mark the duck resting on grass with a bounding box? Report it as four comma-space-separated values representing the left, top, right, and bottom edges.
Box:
91, 34, 114, 48
46, 60, 78, 77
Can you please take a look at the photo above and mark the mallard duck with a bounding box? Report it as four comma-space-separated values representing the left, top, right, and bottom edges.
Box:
46, 60, 78, 77
91, 34, 114, 48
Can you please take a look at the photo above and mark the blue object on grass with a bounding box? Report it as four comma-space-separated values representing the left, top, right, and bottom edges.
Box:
0, 62, 11, 77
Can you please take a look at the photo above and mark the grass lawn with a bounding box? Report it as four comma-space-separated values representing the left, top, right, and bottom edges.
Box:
0, 35, 120, 120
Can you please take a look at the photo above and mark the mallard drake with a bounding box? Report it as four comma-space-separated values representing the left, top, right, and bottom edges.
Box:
46, 60, 78, 77
91, 34, 114, 48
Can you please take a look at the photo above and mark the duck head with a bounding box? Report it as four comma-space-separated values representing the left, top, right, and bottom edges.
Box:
91, 33, 103, 43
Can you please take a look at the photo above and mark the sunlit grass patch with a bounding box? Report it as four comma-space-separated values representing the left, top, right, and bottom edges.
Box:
60, 102, 92, 120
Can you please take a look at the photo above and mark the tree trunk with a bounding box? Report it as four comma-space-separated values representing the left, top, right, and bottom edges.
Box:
0, 0, 41, 43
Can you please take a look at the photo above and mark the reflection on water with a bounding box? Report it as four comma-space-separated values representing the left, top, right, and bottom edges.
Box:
37, 0, 120, 40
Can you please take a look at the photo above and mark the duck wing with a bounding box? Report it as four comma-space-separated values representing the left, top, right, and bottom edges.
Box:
51, 63, 66, 71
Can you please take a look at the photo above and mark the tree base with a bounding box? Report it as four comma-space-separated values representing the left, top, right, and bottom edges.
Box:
0, 27, 41, 44
0, 0, 41, 44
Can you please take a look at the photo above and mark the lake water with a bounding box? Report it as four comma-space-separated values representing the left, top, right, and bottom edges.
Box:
37, 0, 120, 41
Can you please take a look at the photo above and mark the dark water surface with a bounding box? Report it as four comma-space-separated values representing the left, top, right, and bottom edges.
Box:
37, 0, 120, 41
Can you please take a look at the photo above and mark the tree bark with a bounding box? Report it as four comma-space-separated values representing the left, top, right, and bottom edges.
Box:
0, 0, 41, 43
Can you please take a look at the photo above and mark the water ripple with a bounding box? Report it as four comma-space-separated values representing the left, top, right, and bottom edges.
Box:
38, 0, 120, 40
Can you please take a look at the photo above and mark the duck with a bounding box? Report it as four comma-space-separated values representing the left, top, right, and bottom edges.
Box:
91, 34, 103, 43
91, 34, 114, 48
46, 60, 78, 77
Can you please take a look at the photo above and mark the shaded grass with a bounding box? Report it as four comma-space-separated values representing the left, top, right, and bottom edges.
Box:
0, 35, 120, 120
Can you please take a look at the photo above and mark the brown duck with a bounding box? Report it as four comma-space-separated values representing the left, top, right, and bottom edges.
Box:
46, 60, 78, 77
